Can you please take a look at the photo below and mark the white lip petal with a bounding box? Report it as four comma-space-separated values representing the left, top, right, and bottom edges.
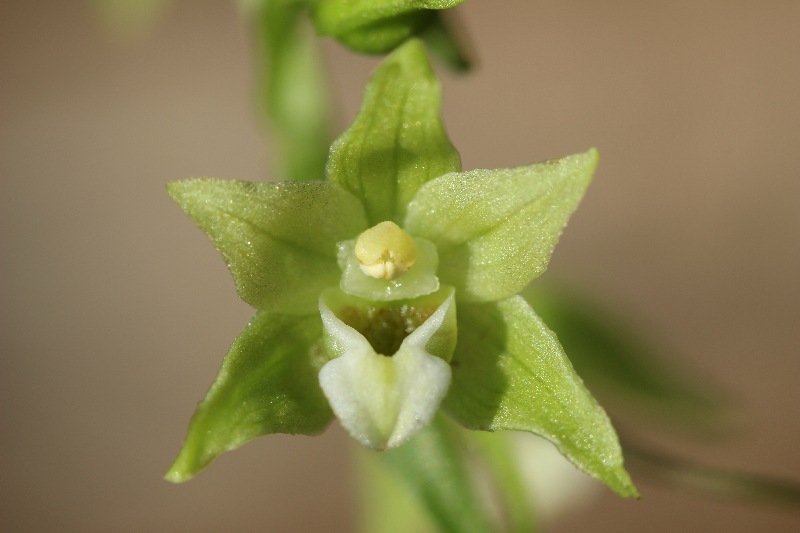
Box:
319, 346, 451, 449
318, 292, 455, 449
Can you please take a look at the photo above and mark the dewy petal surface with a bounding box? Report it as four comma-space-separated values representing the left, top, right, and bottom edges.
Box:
165, 311, 332, 483
443, 295, 638, 498
167, 179, 368, 314
327, 39, 461, 226
405, 149, 597, 302
318, 288, 456, 449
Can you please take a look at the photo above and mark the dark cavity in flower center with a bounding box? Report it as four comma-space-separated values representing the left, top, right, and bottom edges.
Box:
336, 304, 437, 356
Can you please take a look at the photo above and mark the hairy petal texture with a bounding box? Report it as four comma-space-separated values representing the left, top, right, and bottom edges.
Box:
327, 39, 460, 226
405, 149, 598, 302
168, 179, 368, 314
443, 296, 638, 498
165, 312, 332, 483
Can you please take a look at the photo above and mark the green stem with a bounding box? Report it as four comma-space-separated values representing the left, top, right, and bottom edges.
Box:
469, 431, 539, 533
249, 0, 333, 181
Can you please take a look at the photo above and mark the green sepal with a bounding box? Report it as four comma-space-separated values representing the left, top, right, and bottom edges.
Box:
378, 415, 494, 533
167, 179, 368, 314
165, 311, 332, 483
250, 0, 332, 181
405, 149, 597, 302
312, 0, 465, 54
443, 295, 638, 498
327, 39, 461, 226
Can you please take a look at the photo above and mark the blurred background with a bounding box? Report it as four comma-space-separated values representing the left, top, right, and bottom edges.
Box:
2, 0, 799, 531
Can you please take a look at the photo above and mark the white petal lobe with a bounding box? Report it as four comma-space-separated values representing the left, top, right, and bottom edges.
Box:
318, 294, 454, 449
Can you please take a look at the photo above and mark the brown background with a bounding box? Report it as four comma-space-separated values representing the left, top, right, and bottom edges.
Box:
2, 1, 799, 531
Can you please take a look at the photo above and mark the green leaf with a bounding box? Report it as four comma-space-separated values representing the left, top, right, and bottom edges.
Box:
167, 179, 368, 314
165, 312, 331, 483
523, 285, 723, 429
405, 149, 597, 302
250, 0, 332, 181
443, 295, 638, 498
379, 415, 494, 533
327, 39, 461, 226
312, 0, 465, 54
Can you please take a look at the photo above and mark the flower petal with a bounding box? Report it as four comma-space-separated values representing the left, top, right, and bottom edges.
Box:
165, 311, 332, 483
442, 295, 638, 498
318, 288, 456, 449
405, 149, 597, 302
167, 179, 368, 313
327, 39, 460, 226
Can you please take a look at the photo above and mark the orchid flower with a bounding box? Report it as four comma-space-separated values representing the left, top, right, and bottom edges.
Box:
164, 39, 637, 499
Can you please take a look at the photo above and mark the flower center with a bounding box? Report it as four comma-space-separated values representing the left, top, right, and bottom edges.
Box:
336, 303, 438, 356
354, 221, 417, 280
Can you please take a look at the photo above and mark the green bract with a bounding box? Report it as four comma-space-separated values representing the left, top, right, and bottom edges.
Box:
166, 39, 637, 498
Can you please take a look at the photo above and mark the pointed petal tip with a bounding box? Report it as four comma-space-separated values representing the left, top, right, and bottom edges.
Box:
165, 178, 204, 205
164, 179, 183, 201
611, 470, 639, 499
585, 146, 599, 166
163, 447, 209, 484
565, 147, 599, 174
163, 461, 192, 484
163, 470, 185, 484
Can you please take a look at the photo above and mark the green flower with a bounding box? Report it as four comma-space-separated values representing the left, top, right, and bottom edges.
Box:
164, 39, 637, 498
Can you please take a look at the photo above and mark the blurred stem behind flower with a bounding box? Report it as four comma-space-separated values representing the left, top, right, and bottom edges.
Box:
165, 39, 637, 501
